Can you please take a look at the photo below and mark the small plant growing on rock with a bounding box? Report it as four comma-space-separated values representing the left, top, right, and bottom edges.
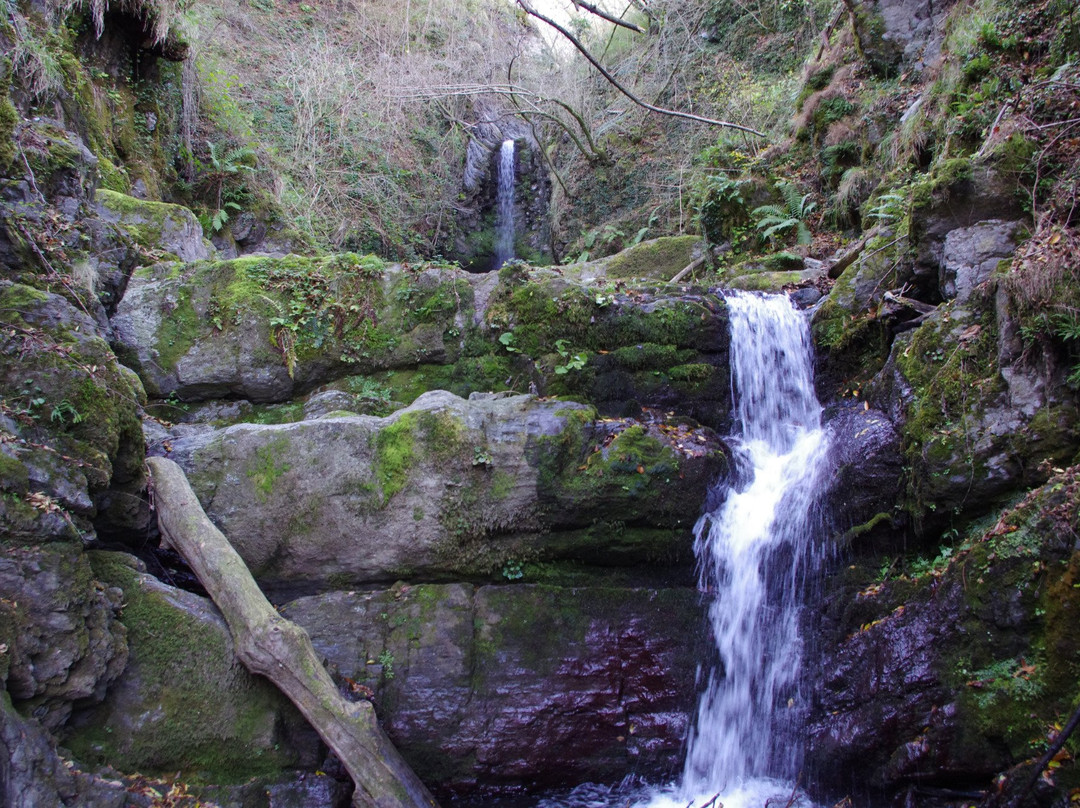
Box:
377, 649, 395, 680
554, 339, 587, 374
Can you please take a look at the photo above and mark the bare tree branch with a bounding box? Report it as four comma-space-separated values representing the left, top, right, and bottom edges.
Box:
573, 0, 646, 33
515, 0, 767, 137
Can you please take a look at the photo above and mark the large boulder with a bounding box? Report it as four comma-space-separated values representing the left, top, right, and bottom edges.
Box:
94, 189, 211, 264
157, 390, 726, 592
63, 552, 320, 782
282, 582, 707, 793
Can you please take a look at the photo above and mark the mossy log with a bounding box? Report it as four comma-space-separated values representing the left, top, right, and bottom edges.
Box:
146, 456, 439, 808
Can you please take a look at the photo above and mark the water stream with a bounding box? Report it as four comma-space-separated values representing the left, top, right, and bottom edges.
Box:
673, 290, 829, 808
536, 291, 829, 808
493, 139, 516, 269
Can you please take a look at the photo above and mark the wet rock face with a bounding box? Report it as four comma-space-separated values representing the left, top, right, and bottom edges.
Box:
806, 468, 1080, 803
283, 583, 707, 794
824, 404, 904, 535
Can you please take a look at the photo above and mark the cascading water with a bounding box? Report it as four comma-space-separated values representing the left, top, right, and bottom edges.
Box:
538, 291, 829, 808
675, 291, 829, 808
493, 139, 516, 270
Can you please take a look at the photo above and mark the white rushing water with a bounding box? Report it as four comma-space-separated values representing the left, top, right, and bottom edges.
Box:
534, 291, 829, 808
493, 139, 516, 269
674, 291, 829, 808
639, 291, 829, 808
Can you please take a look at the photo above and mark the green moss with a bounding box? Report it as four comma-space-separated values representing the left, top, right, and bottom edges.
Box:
727, 270, 803, 292
0, 451, 30, 494
762, 251, 805, 271
96, 157, 130, 193
543, 523, 687, 565
911, 158, 974, 211
0, 283, 49, 312
0, 76, 16, 171
603, 235, 701, 280
245, 437, 291, 503
537, 420, 684, 526
611, 343, 690, 371
155, 288, 198, 372
71, 552, 298, 782
669, 363, 715, 389
95, 189, 201, 257
374, 413, 418, 504
491, 469, 514, 501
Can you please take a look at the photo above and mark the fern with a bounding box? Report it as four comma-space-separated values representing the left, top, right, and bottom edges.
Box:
752, 181, 816, 247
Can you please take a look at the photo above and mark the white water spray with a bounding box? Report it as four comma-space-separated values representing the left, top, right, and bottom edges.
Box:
493, 139, 516, 269
535, 292, 829, 808
641, 292, 829, 808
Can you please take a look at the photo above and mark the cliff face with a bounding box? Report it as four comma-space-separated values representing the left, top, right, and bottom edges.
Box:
1, 0, 1080, 805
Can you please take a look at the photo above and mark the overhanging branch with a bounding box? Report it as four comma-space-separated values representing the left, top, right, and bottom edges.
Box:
573, 0, 646, 33
515, 0, 766, 137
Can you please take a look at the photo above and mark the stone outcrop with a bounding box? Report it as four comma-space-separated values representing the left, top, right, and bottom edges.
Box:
0, 543, 127, 731
807, 468, 1080, 801
155, 390, 726, 592
0, 282, 148, 540
111, 258, 734, 429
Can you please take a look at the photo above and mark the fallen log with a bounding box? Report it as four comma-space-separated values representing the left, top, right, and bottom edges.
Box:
669, 255, 706, 284
146, 456, 438, 808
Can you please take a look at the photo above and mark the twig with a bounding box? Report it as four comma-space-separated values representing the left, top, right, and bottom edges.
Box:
669, 255, 706, 284
1008, 700, 1080, 807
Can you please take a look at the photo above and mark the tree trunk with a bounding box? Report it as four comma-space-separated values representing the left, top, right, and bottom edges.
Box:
146, 456, 439, 808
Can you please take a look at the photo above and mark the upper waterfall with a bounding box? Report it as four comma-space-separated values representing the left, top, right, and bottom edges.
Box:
493, 139, 516, 269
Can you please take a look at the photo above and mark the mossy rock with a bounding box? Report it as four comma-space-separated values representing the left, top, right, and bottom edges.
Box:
65, 551, 316, 783
600, 235, 704, 280
94, 189, 210, 262
726, 270, 804, 292
0, 282, 146, 534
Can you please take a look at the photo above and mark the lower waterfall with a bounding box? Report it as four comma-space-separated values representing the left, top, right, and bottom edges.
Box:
539, 290, 829, 808
674, 290, 829, 807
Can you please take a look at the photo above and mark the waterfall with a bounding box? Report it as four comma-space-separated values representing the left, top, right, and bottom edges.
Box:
493, 139, 516, 269
536, 291, 829, 808
678, 291, 828, 805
